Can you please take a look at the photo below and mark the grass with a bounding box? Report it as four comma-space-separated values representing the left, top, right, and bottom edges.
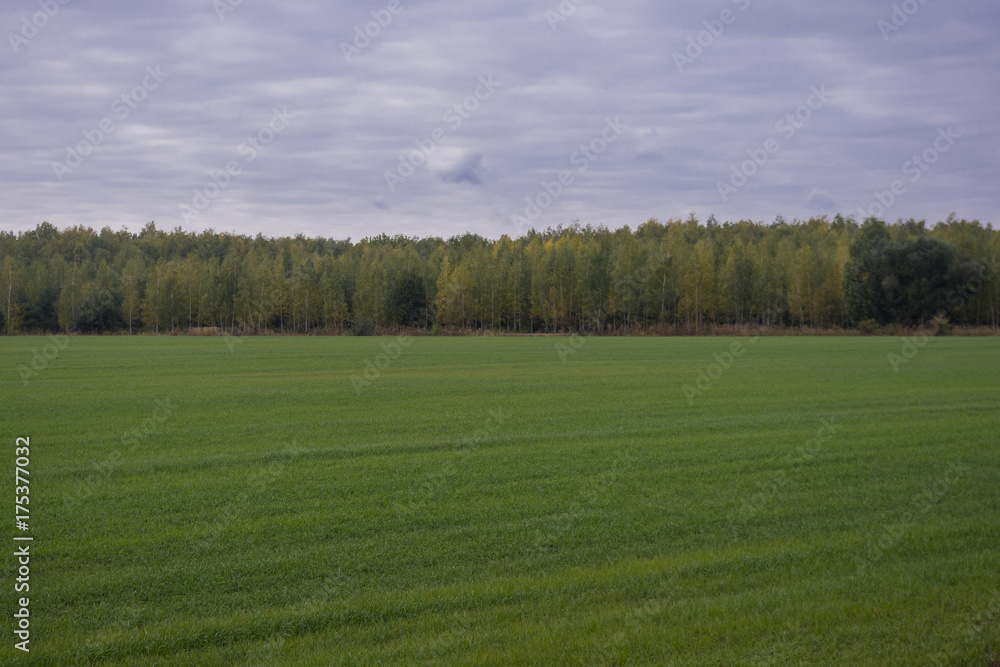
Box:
1, 335, 998, 665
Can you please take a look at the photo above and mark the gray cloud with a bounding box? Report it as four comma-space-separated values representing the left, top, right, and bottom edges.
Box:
805, 188, 837, 212
437, 151, 484, 186
1, 0, 997, 241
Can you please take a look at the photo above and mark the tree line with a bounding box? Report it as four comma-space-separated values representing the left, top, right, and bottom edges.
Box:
1, 215, 997, 336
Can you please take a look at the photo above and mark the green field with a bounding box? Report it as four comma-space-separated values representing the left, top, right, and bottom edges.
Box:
2, 335, 998, 665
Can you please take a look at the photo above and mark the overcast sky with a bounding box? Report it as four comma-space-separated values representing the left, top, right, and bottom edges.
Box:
1, 0, 997, 241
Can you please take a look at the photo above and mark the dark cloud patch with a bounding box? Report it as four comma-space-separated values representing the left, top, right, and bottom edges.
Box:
439, 152, 484, 186
805, 188, 837, 212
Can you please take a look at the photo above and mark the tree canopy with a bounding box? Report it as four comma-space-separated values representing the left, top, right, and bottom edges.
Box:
1, 215, 997, 335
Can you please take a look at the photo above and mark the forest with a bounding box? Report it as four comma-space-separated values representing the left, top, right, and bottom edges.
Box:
0, 214, 997, 335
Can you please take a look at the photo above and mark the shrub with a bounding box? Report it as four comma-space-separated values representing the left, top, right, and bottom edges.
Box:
857, 319, 881, 334
350, 315, 376, 336
931, 315, 951, 336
